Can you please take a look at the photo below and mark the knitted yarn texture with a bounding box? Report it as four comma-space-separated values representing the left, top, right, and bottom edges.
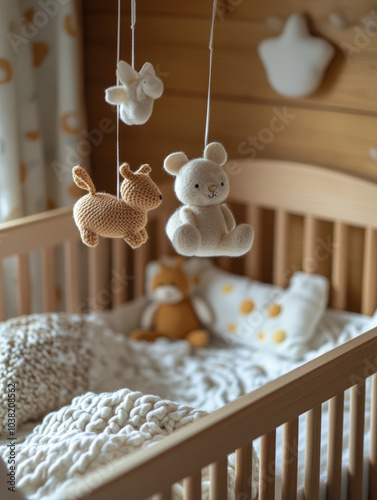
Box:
0, 312, 138, 435
164, 142, 254, 257
0, 314, 93, 434
73, 164, 162, 248
0, 310, 261, 499
0, 387, 258, 499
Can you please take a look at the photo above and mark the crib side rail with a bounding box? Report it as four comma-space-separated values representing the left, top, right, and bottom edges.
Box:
0, 207, 82, 318
65, 325, 377, 500
0, 207, 79, 259
0, 181, 175, 318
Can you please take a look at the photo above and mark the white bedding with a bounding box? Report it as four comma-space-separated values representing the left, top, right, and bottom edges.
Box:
1, 299, 375, 499
99, 299, 377, 500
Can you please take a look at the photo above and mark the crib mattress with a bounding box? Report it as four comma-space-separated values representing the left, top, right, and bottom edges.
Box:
1, 300, 375, 499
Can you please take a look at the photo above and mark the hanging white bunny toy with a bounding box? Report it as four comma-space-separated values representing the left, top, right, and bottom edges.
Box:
105, 0, 163, 126
106, 61, 163, 126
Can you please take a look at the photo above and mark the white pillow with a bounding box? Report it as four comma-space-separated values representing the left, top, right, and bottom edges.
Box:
196, 268, 329, 360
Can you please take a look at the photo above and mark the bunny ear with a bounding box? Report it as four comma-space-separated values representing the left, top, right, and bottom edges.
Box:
120, 163, 133, 179
136, 164, 152, 175
139, 62, 156, 77
117, 60, 138, 84
204, 142, 228, 166
164, 152, 189, 176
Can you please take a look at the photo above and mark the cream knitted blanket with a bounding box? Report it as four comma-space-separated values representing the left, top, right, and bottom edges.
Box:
2, 388, 251, 499
0, 313, 259, 499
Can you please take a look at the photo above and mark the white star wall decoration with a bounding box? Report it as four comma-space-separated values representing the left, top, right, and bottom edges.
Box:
258, 14, 335, 98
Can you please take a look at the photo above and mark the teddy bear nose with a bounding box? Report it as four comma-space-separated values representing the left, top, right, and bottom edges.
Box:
208, 185, 218, 193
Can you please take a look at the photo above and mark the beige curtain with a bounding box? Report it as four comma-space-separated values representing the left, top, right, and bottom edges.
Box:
0, 0, 88, 317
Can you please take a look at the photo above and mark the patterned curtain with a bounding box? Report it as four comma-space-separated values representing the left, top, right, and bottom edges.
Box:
0, 0, 88, 317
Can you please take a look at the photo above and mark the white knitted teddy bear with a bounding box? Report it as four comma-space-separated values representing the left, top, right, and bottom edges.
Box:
105, 61, 164, 125
164, 142, 254, 257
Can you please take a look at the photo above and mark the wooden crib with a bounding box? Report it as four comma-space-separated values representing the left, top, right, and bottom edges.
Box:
1, 159, 377, 500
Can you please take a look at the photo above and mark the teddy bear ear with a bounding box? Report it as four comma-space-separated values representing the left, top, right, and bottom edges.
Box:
120, 163, 133, 179
164, 152, 189, 176
204, 142, 228, 166
136, 164, 152, 176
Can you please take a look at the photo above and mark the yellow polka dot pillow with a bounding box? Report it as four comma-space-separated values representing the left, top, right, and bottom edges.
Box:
197, 268, 329, 360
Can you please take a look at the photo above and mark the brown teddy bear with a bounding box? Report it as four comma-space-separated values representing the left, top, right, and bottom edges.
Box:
72, 164, 162, 248
131, 258, 212, 347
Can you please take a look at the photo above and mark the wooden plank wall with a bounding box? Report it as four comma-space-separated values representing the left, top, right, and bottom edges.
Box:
82, 0, 377, 311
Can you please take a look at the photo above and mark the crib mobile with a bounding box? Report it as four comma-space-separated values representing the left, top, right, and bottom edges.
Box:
72, 0, 163, 249
73, 0, 254, 258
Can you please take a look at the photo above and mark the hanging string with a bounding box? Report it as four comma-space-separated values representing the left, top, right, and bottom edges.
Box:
116, 0, 136, 200
204, 0, 218, 149
131, 0, 136, 69
116, 0, 121, 201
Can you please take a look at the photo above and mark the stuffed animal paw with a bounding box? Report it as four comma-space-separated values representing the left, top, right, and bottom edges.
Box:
130, 258, 212, 347
164, 142, 254, 257
105, 61, 164, 126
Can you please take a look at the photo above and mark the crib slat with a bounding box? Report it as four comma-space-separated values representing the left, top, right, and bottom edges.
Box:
153, 488, 172, 500
210, 456, 228, 500
42, 246, 55, 313
245, 204, 262, 281
327, 393, 344, 500
305, 405, 321, 500
65, 241, 81, 314
235, 442, 252, 499
259, 430, 276, 500
362, 227, 377, 315
349, 383, 365, 500
184, 471, 201, 500
134, 243, 149, 298
17, 253, 31, 315
282, 417, 298, 500
111, 239, 128, 308
331, 221, 347, 309
303, 216, 317, 273
273, 209, 288, 287
370, 374, 377, 499
88, 239, 110, 311
0, 261, 5, 321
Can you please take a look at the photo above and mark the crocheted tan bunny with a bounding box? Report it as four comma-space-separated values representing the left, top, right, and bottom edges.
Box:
73, 164, 162, 248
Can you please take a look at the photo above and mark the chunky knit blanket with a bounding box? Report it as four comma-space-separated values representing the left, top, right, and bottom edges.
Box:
0, 313, 259, 499
2, 388, 249, 499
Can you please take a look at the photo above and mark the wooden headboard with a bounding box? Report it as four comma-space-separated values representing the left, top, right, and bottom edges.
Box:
226, 159, 377, 314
